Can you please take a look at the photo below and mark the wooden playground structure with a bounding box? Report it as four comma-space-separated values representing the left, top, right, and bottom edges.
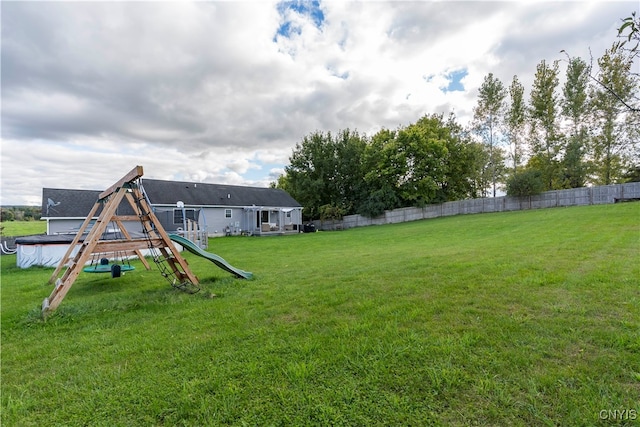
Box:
43, 166, 200, 315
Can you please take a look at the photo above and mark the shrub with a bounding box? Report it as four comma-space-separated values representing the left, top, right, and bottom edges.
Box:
506, 170, 545, 197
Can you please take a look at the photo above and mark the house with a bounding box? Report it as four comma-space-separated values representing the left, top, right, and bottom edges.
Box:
41, 178, 303, 238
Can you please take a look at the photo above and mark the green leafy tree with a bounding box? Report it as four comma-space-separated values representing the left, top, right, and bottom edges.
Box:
589, 47, 639, 184
333, 129, 368, 215
438, 114, 489, 201
565, 13, 639, 115
506, 75, 526, 175
472, 73, 507, 197
358, 128, 400, 217
622, 165, 640, 182
528, 59, 562, 190
561, 56, 590, 188
616, 11, 640, 55
613, 11, 640, 106
561, 140, 588, 188
282, 131, 338, 220
385, 114, 486, 207
360, 128, 394, 211
458, 140, 491, 199
356, 114, 483, 217
282, 129, 367, 220
505, 169, 544, 197
393, 117, 449, 206
1, 208, 16, 222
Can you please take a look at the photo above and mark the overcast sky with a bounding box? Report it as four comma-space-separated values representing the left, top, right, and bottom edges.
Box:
1, 1, 636, 206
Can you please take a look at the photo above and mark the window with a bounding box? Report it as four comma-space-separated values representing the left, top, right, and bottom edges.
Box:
225, 209, 232, 219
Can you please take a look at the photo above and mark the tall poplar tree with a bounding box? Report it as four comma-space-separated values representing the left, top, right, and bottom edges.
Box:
590, 47, 639, 184
528, 59, 561, 190
561, 56, 590, 188
506, 75, 526, 175
472, 73, 507, 197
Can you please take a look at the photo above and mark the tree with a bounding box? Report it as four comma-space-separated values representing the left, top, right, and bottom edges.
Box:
505, 169, 544, 197
1, 208, 15, 222
333, 129, 368, 215
528, 59, 562, 190
359, 128, 400, 217
616, 11, 640, 58
281, 129, 367, 220
437, 114, 489, 201
558, 13, 640, 185
394, 116, 449, 206
567, 12, 639, 114
281, 131, 339, 220
472, 73, 507, 197
361, 118, 448, 210
319, 203, 346, 222
622, 165, 640, 182
561, 139, 588, 188
356, 114, 484, 217
560, 56, 590, 188
589, 47, 639, 184
505, 75, 526, 175
611, 11, 640, 112
462, 140, 492, 199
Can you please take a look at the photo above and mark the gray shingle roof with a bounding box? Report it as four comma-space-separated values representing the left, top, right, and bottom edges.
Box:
42, 188, 101, 218
141, 179, 302, 208
42, 179, 301, 218
42, 188, 138, 218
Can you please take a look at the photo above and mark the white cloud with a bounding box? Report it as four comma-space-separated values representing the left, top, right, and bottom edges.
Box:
1, 0, 636, 205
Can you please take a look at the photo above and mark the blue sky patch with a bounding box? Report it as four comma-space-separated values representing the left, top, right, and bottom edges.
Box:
275, 0, 325, 39
444, 68, 468, 92
423, 68, 468, 93
276, 21, 301, 38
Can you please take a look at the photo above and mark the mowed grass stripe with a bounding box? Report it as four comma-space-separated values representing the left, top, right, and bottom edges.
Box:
1, 203, 639, 426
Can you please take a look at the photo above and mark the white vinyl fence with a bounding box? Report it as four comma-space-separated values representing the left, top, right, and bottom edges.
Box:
314, 182, 640, 231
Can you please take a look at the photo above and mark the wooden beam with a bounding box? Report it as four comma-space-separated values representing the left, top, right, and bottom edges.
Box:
113, 218, 151, 270
48, 201, 101, 284
128, 186, 199, 285
99, 165, 144, 200
113, 215, 144, 222
93, 238, 166, 253
45, 188, 129, 312
44, 173, 203, 315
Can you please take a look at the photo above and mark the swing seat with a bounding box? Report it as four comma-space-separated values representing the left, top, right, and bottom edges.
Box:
83, 265, 135, 273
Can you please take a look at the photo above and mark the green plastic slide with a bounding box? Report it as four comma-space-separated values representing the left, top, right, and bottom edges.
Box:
168, 234, 253, 279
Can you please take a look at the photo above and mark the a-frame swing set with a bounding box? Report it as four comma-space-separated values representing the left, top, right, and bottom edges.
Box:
43, 166, 204, 315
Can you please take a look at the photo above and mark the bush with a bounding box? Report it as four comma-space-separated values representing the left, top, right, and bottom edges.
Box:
506, 170, 545, 197
357, 186, 399, 218
1, 209, 15, 222
319, 204, 346, 221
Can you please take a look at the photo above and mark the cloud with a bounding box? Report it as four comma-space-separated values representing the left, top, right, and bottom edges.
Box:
1, 0, 636, 205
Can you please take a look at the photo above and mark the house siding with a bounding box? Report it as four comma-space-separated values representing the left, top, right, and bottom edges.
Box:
46, 218, 143, 235
200, 206, 244, 237
42, 179, 303, 238
47, 218, 86, 235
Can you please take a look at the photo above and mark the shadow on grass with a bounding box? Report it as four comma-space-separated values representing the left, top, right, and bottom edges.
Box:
20, 275, 241, 327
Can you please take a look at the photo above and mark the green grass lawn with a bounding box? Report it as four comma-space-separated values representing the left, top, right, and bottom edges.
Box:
0, 220, 46, 237
2, 203, 639, 426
